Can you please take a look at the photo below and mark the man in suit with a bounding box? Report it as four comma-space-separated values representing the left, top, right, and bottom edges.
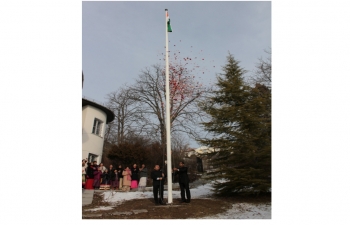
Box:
173, 161, 191, 203
151, 164, 166, 205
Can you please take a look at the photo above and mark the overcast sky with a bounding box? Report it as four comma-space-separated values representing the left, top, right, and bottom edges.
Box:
82, 1, 271, 104
2, 1, 350, 222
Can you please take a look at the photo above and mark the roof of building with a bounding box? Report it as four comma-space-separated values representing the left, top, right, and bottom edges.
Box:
185, 146, 221, 157
82, 98, 115, 123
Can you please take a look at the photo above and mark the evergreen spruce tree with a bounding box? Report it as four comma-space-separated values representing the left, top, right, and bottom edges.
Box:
199, 53, 271, 196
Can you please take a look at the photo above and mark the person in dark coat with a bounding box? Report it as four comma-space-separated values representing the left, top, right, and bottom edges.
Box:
173, 161, 191, 203
151, 164, 166, 205
159, 165, 168, 200
85, 162, 95, 189
108, 167, 118, 190
92, 161, 98, 169
86, 163, 95, 179
101, 169, 109, 185
117, 165, 123, 190
131, 164, 139, 189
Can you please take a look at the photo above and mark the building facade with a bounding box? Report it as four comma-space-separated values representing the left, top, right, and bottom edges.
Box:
82, 98, 114, 163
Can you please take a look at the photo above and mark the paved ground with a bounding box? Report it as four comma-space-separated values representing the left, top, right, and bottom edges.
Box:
82, 189, 94, 206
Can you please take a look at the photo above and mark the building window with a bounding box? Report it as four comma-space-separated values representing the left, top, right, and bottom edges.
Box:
92, 118, 103, 136
88, 153, 98, 163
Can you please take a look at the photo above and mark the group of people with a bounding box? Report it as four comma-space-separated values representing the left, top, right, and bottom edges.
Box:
82, 159, 191, 205
82, 160, 148, 192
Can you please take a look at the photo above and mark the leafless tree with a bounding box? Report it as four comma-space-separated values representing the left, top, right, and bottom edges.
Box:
171, 132, 190, 152
128, 63, 210, 152
104, 87, 142, 145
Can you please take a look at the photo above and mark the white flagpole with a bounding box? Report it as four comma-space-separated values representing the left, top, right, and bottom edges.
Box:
165, 8, 173, 204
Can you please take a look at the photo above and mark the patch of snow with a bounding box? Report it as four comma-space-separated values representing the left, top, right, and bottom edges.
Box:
84, 206, 115, 211
103, 181, 216, 203
200, 203, 271, 219
103, 191, 154, 205
190, 182, 215, 198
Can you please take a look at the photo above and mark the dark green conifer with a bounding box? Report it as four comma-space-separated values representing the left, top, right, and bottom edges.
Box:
199, 53, 271, 196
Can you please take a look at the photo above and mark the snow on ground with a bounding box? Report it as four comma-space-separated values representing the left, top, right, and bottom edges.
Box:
84, 206, 115, 212
103, 181, 215, 204
103, 190, 154, 204
201, 202, 271, 219
101, 181, 271, 219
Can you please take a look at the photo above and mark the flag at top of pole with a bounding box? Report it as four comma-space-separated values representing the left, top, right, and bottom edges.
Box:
166, 9, 172, 32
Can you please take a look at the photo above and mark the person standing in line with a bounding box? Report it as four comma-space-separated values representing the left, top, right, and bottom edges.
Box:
108, 165, 114, 175
99, 163, 106, 173
107, 164, 114, 189
108, 168, 117, 191
82, 161, 86, 188
99, 163, 106, 183
160, 165, 167, 200
92, 161, 98, 169
173, 161, 191, 203
151, 164, 166, 205
86, 162, 94, 179
100, 168, 110, 190
138, 164, 148, 192
82, 159, 88, 172
85, 162, 95, 189
113, 169, 119, 190
131, 164, 139, 189
93, 167, 102, 190
117, 165, 123, 190
122, 166, 131, 192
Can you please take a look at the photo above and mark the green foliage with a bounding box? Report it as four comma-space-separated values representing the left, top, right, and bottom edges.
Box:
199, 53, 271, 196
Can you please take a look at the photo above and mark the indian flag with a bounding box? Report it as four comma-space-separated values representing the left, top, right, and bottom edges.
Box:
166, 10, 172, 32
